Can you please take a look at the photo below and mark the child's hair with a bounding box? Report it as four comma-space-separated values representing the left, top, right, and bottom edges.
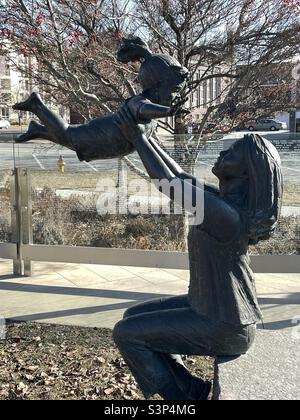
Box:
117, 37, 152, 63
117, 36, 189, 91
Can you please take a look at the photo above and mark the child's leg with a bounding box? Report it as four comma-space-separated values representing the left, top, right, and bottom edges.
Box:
16, 121, 54, 143
13, 93, 71, 148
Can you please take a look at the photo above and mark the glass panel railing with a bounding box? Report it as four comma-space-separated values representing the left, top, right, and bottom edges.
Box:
0, 129, 299, 255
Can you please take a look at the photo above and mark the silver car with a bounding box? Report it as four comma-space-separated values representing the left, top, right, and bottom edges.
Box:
0, 119, 11, 129
248, 119, 287, 131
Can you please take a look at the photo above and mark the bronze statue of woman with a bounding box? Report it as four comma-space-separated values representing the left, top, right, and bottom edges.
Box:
113, 132, 283, 400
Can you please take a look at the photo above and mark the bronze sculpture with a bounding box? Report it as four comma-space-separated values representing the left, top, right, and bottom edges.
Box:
13, 38, 283, 400
13, 38, 188, 161
113, 132, 283, 400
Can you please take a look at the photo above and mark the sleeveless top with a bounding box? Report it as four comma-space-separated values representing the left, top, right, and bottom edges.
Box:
187, 216, 263, 326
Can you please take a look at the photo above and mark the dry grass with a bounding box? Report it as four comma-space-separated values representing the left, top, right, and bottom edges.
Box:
0, 322, 214, 401
31, 188, 187, 251
31, 171, 114, 191
0, 170, 299, 254
250, 217, 299, 255
31, 187, 299, 254
283, 181, 300, 206
0, 175, 11, 243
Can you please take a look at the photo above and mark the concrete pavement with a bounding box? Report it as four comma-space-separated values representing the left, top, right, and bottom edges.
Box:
0, 258, 299, 330
217, 329, 300, 400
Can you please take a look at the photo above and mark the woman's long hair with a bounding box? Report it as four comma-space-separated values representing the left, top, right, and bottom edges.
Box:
243, 134, 283, 245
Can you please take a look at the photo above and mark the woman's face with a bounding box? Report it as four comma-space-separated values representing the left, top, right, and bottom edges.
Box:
212, 141, 246, 180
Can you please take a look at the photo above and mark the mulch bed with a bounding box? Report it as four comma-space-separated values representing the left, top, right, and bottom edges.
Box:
0, 322, 214, 400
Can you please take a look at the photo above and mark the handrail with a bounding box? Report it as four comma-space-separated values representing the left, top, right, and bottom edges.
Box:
0, 242, 299, 273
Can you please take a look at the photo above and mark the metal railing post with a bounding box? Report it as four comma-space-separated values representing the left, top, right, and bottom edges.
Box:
10, 168, 23, 275
10, 168, 33, 276
21, 169, 33, 276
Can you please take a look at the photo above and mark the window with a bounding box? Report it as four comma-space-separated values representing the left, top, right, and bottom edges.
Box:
4, 64, 10, 76
0, 57, 5, 75
209, 79, 214, 104
0, 79, 11, 90
191, 92, 194, 107
1, 108, 9, 118
200, 82, 205, 107
196, 85, 201, 108
25, 80, 30, 91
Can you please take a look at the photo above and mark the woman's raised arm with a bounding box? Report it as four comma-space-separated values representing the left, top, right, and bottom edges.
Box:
148, 138, 219, 195
132, 133, 240, 241
132, 132, 175, 182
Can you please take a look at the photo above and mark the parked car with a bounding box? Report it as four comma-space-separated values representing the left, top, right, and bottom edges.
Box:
246, 119, 287, 132
0, 119, 11, 129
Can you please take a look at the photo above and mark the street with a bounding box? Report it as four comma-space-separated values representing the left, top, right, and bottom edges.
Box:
0, 129, 299, 182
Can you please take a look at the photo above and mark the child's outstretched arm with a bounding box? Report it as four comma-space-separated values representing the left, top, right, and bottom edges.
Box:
138, 102, 172, 120
138, 98, 189, 121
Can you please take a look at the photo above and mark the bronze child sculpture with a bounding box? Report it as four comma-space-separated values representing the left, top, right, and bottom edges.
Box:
13, 38, 188, 161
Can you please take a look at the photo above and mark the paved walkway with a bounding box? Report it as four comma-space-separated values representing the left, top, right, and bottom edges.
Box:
0, 259, 299, 330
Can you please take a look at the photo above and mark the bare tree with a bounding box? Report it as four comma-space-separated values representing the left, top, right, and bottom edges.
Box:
0, 0, 152, 175
0, 0, 136, 119
1, 0, 300, 175
133, 0, 300, 171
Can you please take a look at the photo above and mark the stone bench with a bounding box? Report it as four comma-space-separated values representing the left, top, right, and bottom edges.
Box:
213, 329, 299, 400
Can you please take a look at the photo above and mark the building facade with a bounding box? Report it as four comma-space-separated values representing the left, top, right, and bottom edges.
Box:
161, 64, 230, 135
237, 61, 300, 133
188, 66, 227, 122
0, 52, 34, 124
0, 51, 69, 126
